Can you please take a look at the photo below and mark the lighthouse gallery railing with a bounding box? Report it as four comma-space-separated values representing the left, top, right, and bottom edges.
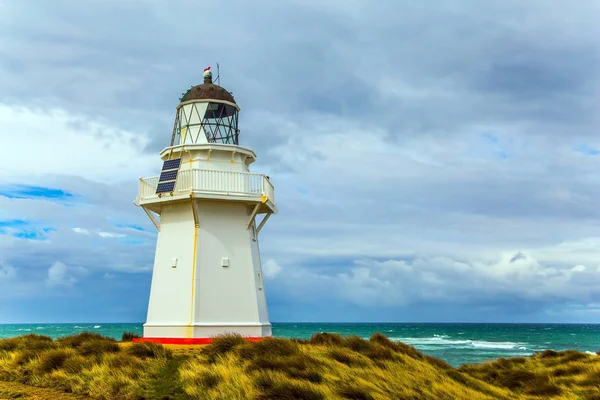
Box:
137, 169, 274, 202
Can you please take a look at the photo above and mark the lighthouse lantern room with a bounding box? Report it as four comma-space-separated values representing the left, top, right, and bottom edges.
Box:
134, 67, 276, 343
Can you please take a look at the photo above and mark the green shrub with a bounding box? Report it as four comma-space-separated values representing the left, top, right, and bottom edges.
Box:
255, 375, 324, 400
561, 351, 590, 363
446, 370, 468, 385
369, 332, 396, 348
337, 384, 375, 400
126, 342, 172, 359
14, 350, 38, 366
105, 352, 140, 369
525, 380, 562, 396
393, 341, 424, 359
287, 370, 323, 383
329, 348, 365, 367
539, 349, 559, 358
366, 345, 395, 362
196, 371, 222, 389
121, 331, 140, 342
78, 339, 120, 356
0, 338, 19, 352
249, 352, 319, 373
0, 388, 25, 399
342, 336, 371, 353
238, 338, 298, 360
57, 332, 115, 348
424, 355, 452, 370
35, 349, 71, 374
308, 333, 344, 346
62, 355, 92, 373
203, 333, 246, 362
552, 365, 586, 377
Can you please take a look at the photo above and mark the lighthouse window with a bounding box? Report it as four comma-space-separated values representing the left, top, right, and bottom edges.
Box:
202, 102, 239, 145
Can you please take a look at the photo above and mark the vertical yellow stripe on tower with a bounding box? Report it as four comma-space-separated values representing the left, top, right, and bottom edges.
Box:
181, 126, 188, 144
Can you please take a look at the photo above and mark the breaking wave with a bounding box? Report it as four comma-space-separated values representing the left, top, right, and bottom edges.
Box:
390, 335, 527, 351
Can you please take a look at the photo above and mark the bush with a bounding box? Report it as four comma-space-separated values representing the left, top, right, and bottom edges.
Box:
561, 351, 590, 363
121, 332, 140, 342
105, 352, 140, 369
424, 355, 452, 370
369, 333, 396, 348
203, 333, 246, 362
57, 332, 115, 348
126, 342, 172, 359
0, 338, 19, 352
366, 345, 395, 362
196, 371, 222, 389
14, 350, 38, 366
255, 375, 324, 400
62, 355, 92, 373
35, 349, 71, 373
539, 349, 559, 358
78, 340, 120, 356
329, 348, 365, 367
552, 365, 586, 377
393, 341, 424, 359
238, 338, 298, 360
288, 370, 323, 383
337, 384, 375, 400
308, 333, 344, 346
342, 336, 371, 353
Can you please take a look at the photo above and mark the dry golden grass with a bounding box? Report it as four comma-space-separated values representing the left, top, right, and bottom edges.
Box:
1, 332, 600, 399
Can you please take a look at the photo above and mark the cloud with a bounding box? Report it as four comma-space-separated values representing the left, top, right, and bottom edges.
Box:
98, 232, 126, 238
0, 0, 599, 322
263, 259, 282, 279
46, 262, 83, 287
0, 261, 17, 281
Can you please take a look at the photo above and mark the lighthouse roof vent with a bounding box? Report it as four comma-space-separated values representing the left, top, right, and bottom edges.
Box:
179, 66, 236, 105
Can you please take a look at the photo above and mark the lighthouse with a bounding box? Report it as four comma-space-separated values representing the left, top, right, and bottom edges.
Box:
134, 67, 276, 343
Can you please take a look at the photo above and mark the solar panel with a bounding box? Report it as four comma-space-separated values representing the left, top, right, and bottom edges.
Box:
156, 181, 176, 193
162, 158, 181, 171
159, 170, 178, 182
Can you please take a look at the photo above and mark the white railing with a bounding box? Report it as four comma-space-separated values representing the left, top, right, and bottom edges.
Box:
138, 169, 274, 203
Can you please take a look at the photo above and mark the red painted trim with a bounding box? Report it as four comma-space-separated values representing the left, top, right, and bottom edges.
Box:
132, 336, 268, 345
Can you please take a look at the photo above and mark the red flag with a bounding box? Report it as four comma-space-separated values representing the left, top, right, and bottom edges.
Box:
204, 66, 211, 72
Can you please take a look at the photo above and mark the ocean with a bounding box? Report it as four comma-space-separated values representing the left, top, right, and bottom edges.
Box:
1, 322, 598, 367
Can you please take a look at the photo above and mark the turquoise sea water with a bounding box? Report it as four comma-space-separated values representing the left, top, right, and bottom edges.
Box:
1, 323, 599, 366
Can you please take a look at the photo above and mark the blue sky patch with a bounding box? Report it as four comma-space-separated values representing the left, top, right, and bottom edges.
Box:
116, 223, 148, 232
574, 145, 599, 156
0, 185, 74, 201
0, 219, 28, 229
0, 220, 55, 240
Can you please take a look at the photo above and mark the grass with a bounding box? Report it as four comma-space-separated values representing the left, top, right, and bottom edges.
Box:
1, 332, 600, 399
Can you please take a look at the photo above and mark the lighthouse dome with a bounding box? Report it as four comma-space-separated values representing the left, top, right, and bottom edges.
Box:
172, 66, 240, 146
180, 82, 236, 104
179, 67, 236, 105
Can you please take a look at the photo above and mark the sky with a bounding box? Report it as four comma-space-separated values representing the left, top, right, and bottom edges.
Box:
1, 0, 599, 324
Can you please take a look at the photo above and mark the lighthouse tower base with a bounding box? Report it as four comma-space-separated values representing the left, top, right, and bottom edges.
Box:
137, 197, 272, 344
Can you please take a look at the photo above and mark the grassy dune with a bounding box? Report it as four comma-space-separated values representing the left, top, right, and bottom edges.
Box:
0, 332, 599, 399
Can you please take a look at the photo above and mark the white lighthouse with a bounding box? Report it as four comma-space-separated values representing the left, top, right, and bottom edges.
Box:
134, 67, 276, 343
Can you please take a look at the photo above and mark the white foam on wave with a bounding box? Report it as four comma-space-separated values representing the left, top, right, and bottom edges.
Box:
585, 351, 597, 356
93, 325, 101, 329
391, 335, 526, 350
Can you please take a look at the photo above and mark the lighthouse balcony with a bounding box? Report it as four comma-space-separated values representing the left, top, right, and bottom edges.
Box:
136, 168, 276, 214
